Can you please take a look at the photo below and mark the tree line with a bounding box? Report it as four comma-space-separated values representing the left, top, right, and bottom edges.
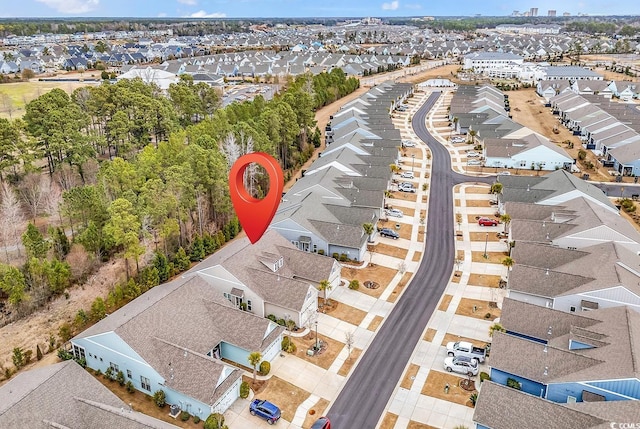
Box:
0, 68, 359, 323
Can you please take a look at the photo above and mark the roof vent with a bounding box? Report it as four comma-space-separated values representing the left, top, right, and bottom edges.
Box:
544, 366, 548, 376
545, 268, 549, 275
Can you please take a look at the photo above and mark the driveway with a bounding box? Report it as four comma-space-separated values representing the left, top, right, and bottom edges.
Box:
327, 92, 492, 427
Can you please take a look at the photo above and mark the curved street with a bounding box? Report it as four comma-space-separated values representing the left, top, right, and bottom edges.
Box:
327, 92, 492, 428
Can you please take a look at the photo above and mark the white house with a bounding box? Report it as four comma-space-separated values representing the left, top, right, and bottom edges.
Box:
483, 132, 573, 171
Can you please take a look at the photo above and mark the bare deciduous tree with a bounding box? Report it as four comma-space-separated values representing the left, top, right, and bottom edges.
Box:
43, 181, 63, 226
0, 183, 26, 261
19, 173, 47, 221
345, 331, 355, 360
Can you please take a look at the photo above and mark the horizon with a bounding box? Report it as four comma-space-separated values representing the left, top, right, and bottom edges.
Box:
1, 1, 639, 19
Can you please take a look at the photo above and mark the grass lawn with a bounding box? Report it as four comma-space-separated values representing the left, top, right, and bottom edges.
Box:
471, 251, 509, 264
465, 199, 492, 207
455, 298, 501, 321
289, 330, 345, 370
371, 242, 408, 260
412, 251, 422, 262
337, 348, 362, 376
467, 273, 502, 288
386, 271, 412, 303
379, 412, 399, 429
302, 398, 329, 428
400, 363, 421, 389
464, 186, 491, 194
367, 315, 384, 331
253, 375, 310, 423
423, 328, 437, 342
342, 264, 396, 299
438, 294, 453, 312
408, 422, 439, 429
421, 370, 477, 407
469, 232, 503, 242
318, 298, 367, 326
377, 219, 413, 240
0, 80, 95, 119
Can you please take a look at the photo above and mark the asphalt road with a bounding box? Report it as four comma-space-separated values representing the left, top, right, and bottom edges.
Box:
326, 92, 492, 428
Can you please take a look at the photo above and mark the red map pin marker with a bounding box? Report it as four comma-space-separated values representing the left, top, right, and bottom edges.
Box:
229, 152, 284, 244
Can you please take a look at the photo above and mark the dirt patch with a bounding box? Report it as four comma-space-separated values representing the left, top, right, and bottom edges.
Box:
255, 375, 310, 423
441, 333, 489, 349
367, 315, 384, 332
318, 299, 366, 326
423, 328, 437, 342
464, 186, 491, 194
456, 250, 465, 262
417, 227, 425, 242
388, 191, 418, 203
371, 242, 408, 260
412, 251, 422, 262
337, 348, 362, 377
387, 272, 412, 303
90, 370, 204, 428
468, 274, 503, 288
408, 422, 439, 429
455, 198, 461, 206
465, 199, 491, 207
290, 331, 345, 370
455, 298, 501, 321
469, 232, 503, 242
379, 412, 399, 429
421, 370, 477, 407
342, 265, 396, 299
471, 251, 509, 264
620, 206, 640, 233
302, 398, 329, 429
438, 294, 453, 312
400, 363, 421, 390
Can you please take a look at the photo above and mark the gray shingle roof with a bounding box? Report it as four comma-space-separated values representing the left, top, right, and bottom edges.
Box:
473, 382, 607, 429
0, 361, 179, 429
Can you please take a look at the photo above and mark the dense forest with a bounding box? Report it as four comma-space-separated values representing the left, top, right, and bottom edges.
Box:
0, 69, 359, 330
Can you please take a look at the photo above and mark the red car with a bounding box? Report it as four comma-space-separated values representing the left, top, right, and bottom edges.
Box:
478, 217, 498, 227
311, 416, 331, 429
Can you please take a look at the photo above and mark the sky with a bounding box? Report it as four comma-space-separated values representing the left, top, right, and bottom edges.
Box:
0, 0, 639, 18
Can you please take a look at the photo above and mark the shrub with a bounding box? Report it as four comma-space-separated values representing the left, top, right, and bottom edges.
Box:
276, 318, 286, 326
259, 360, 271, 376
348, 279, 360, 290
23, 350, 33, 365
282, 336, 296, 353
57, 348, 73, 361
12, 348, 25, 369
36, 345, 43, 361
193, 416, 201, 424
240, 381, 250, 398
470, 392, 478, 406
126, 380, 135, 393
153, 389, 166, 407
317, 249, 325, 255
479, 372, 490, 383
286, 319, 296, 331
578, 149, 587, 160
204, 413, 227, 429
332, 252, 340, 260
105, 366, 115, 381
339, 253, 348, 262
181, 411, 190, 422
266, 314, 277, 322
506, 377, 521, 390
484, 312, 492, 319
59, 323, 73, 342
116, 370, 126, 386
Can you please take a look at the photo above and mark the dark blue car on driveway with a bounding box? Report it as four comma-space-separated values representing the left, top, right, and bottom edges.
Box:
250, 399, 281, 424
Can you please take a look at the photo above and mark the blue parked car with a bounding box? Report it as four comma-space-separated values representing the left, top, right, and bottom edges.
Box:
250, 399, 281, 425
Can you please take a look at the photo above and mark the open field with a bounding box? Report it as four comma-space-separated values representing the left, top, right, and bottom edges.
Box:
0, 80, 98, 119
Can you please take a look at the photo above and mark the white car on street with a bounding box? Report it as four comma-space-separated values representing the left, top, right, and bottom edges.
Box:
467, 160, 482, 166
466, 151, 479, 158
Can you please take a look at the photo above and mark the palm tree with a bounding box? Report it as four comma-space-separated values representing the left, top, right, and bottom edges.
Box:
490, 182, 503, 195
389, 163, 400, 174
362, 223, 374, 242
318, 279, 332, 306
500, 213, 511, 234
247, 351, 262, 385
502, 256, 515, 281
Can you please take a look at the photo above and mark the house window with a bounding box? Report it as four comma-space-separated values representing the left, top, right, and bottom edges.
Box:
109, 362, 119, 372
127, 369, 132, 379
141, 376, 151, 391
247, 300, 252, 311
570, 306, 576, 312
73, 345, 86, 361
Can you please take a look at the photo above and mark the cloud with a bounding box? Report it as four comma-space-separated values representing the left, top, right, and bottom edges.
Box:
177, 0, 197, 5
35, 0, 99, 14
381, 0, 399, 10
187, 10, 227, 18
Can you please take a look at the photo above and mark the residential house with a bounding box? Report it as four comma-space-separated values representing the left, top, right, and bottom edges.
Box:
0, 360, 179, 428
483, 132, 573, 171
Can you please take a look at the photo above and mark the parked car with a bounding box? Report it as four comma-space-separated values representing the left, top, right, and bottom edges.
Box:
451, 137, 466, 143
446, 341, 487, 363
398, 183, 416, 193
250, 399, 281, 425
444, 356, 479, 376
379, 228, 400, 239
478, 217, 498, 227
497, 171, 511, 176
466, 151, 479, 157
402, 140, 416, 148
400, 171, 415, 179
311, 417, 331, 429
467, 159, 482, 166
385, 208, 404, 218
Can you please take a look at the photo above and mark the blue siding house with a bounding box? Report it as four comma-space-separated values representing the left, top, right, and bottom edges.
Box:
71, 274, 284, 420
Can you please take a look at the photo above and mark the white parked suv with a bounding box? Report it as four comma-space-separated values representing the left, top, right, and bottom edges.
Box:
400, 171, 414, 179
398, 183, 416, 193
385, 208, 404, 218
466, 151, 479, 158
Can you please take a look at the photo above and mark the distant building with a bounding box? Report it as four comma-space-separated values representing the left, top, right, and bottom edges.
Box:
563, 12, 571, 16
530, 7, 539, 16
548, 9, 556, 16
